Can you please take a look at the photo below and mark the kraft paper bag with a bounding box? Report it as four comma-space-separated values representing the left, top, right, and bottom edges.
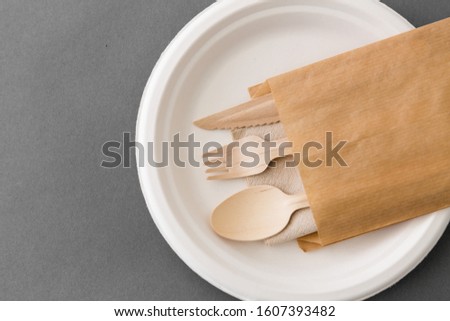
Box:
260, 17, 450, 250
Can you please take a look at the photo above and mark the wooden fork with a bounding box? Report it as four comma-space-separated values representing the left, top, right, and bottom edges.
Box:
203, 135, 293, 180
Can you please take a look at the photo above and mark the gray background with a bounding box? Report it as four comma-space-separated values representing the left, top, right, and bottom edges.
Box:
1, 0, 449, 300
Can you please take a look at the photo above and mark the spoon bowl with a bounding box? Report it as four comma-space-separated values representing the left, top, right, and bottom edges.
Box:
210, 185, 309, 241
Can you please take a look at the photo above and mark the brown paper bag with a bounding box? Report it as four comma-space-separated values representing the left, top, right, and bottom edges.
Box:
261, 17, 450, 250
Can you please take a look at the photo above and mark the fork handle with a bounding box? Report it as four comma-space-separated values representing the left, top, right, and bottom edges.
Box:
268, 137, 294, 159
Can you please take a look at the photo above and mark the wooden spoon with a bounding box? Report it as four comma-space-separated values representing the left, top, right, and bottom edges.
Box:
210, 185, 309, 241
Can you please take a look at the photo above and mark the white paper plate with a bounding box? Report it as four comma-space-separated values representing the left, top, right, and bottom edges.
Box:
136, 0, 450, 300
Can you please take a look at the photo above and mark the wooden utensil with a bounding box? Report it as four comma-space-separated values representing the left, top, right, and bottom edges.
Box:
204, 135, 293, 180
210, 185, 309, 241
194, 93, 279, 130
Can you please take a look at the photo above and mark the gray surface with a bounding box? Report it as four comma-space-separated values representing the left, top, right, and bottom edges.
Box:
0, 0, 448, 301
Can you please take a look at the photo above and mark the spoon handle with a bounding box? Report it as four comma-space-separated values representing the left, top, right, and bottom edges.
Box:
287, 193, 310, 213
